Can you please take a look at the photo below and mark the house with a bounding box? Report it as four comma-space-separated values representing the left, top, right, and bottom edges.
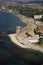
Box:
34, 15, 42, 19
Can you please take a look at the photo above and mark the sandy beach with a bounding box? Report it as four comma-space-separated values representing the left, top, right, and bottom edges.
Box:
17, 14, 34, 24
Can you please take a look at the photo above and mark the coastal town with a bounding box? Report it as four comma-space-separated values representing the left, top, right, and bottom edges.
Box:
0, 2, 43, 53
0, 1, 43, 65
8, 15, 43, 53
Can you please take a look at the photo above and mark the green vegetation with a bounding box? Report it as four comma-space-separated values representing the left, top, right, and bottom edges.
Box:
0, 3, 43, 21
7, 5, 43, 18
8, 5, 16, 10
0, 2, 43, 18
15, 6, 43, 18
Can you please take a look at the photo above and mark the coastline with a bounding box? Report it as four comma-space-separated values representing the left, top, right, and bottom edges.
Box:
0, 9, 43, 53
0, 9, 34, 24
16, 14, 35, 24
8, 33, 43, 53
0, 8, 43, 65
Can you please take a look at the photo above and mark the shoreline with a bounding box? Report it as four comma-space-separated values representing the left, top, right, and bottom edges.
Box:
0, 9, 34, 24
16, 14, 35, 24
8, 33, 43, 53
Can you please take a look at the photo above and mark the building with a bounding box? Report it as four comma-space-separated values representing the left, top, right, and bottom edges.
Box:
1, 6, 5, 10
34, 15, 42, 19
17, 33, 39, 45
35, 21, 43, 25
9, 9, 12, 12
16, 26, 22, 35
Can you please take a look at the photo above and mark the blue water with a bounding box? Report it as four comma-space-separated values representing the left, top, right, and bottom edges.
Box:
0, 11, 25, 32
0, 11, 43, 65
0, 11, 28, 65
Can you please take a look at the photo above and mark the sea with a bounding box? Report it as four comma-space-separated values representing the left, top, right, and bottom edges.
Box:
0, 11, 43, 65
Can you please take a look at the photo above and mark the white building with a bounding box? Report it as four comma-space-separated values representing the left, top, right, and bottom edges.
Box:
17, 34, 39, 45
35, 21, 43, 25
9, 9, 12, 12
34, 15, 42, 19
2, 6, 5, 10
